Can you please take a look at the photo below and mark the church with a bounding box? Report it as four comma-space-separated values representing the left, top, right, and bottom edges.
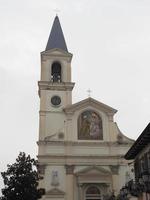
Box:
37, 16, 134, 200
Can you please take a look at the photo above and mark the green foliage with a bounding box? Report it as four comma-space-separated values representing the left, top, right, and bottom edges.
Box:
0, 152, 45, 200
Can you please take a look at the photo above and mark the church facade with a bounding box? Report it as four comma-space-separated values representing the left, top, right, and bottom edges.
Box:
37, 16, 134, 200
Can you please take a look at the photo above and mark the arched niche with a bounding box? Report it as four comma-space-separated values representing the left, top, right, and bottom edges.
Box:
51, 62, 61, 82
78, 110, 103, 140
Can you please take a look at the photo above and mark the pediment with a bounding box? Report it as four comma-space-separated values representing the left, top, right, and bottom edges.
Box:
75, 166, 111, 176
64, 97, 117, 116
46, 188, 65, 196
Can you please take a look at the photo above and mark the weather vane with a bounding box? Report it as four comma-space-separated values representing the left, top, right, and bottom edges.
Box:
87, 89, 92, 97
53, 9, 61, 16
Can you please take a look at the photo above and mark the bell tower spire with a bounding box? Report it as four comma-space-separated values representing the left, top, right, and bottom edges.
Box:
38, 17, 75, 136
45, 15, 68, 52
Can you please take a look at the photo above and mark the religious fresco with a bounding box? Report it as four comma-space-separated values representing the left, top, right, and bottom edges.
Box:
78, 110, 103, 140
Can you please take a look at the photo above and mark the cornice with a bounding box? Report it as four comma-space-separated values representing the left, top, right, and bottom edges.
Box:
38, 155, 127, 166
38, 81, 75, 92
37, 154, 124, 160
63, 97, 117, 115
45, 188, 65, 197
39, 110, 64, 114
41, 48, 73, 60
37, 140, 132, 147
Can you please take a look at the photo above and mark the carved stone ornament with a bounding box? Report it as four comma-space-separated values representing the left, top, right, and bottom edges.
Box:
109, 165, 119, 175
65, 165, 74, 174
51, 171, 59, 187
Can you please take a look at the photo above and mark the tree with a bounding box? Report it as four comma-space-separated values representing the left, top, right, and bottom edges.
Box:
0, 152, 45, 200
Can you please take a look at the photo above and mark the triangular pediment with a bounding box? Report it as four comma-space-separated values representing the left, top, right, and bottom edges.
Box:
75, 166, 111, 176
64, 97, 117, 115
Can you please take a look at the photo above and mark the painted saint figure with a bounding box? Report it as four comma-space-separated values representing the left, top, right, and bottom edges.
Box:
78, 110, 103, 140
90, 113, 101, 138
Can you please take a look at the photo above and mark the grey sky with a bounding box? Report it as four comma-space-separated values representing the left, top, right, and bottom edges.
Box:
0, 0, 150, 191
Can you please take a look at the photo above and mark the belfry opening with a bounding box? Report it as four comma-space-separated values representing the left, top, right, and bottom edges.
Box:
51, 62, 61, 82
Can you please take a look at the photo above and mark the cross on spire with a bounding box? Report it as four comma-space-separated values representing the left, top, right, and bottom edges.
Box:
45, 15, 68, 52
53, 9, 60, 16
87, 89, 92, 97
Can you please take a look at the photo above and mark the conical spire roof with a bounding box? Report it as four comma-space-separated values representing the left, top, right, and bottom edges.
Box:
45, 16, 68, 52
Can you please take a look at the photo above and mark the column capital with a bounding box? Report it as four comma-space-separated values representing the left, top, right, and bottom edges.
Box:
65, 165, 74, 174
109, 165, 119, 175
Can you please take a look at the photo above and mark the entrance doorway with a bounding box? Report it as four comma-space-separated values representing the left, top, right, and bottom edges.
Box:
85, 185, 102, 200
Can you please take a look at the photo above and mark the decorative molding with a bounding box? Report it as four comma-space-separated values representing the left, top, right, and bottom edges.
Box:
75, 165, 111, 176
46, 188, 65, 197
37, 140, 132, 147
37, 156, 127, 167
37, 154, 125, 160
38, 81, 75, 91
107, 113, 114, 122
109, 165, 120, 175
65, 165, 74, 174
63, 97, 117, 115
41, 47, 73, 58
39, 110, 64, 114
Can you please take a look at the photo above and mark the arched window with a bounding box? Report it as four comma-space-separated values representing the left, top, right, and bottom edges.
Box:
51, 62, 61, 82
85, 186, 101, 200
78, 110, 103, 140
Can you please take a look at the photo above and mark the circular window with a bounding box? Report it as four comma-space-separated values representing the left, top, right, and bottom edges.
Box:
51, 96, 61, 106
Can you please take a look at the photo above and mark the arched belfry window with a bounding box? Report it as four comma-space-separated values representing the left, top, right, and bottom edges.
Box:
51, 62, 61, 82
85, 186, 101, 200
78, 110, 103, 140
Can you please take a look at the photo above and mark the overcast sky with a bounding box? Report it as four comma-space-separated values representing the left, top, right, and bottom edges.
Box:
0, 0, 150, 191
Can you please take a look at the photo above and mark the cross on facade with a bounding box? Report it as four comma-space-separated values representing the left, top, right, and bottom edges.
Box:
87, 89, 92, 97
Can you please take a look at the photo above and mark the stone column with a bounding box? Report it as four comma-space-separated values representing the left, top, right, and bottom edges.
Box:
77, 183, 83, 200
65, 165, 74, 200
109, 165, 119, 195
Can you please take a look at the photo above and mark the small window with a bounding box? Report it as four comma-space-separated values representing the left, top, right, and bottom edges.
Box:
51, 62, 61, 82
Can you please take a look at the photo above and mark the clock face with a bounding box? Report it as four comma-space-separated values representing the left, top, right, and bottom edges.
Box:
51, 96, 61, 106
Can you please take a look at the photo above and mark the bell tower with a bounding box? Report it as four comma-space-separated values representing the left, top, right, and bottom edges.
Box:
38, 16, 74, 140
